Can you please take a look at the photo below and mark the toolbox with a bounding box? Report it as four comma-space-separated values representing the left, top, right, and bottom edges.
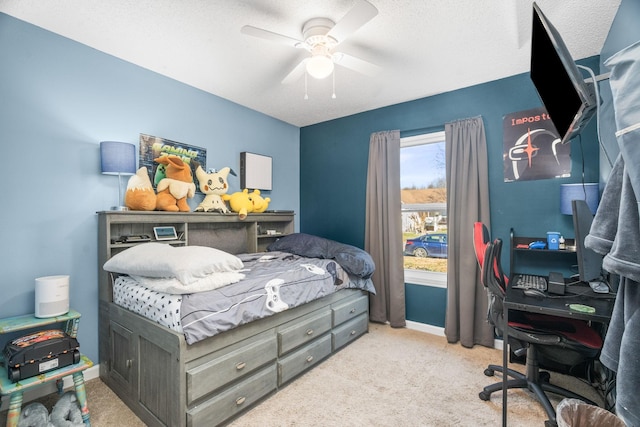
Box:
3, 329, 80, 382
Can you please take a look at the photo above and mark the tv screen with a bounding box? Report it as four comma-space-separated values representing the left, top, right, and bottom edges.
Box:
530, 2, 598, 144
572, 199, 603, 282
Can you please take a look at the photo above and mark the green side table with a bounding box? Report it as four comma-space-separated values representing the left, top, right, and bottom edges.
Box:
0, 310, 92, 426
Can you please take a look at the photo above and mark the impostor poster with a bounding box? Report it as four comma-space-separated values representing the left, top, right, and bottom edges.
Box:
503, 107, 571, 182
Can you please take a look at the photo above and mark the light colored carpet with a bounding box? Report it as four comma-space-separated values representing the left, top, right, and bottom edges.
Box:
1, 323, 608, 426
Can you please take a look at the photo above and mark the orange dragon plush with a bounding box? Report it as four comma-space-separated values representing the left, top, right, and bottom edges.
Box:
154, 155, 196, 212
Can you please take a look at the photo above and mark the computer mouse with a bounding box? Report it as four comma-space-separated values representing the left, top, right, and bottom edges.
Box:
523, 289, 546, 298
589, 281, 610, 294
529, 241, 547, 249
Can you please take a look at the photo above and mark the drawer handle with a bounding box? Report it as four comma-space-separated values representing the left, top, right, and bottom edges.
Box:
350, 330, 356, 336
126, 359, 133, 368
350, 308, 356, 313
306, 355, 314, 363
236, 397, 246, 406
306, 329, 314, 336
235, 362, 246, 370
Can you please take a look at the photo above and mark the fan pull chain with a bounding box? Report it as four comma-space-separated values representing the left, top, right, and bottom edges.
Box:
304, 73, 309, 100
332, 70, 336, 99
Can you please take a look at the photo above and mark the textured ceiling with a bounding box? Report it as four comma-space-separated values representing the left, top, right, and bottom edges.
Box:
0, 0, 621, 127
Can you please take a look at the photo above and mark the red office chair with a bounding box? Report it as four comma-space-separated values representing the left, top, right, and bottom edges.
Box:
473, 222, 509, 287
479, 238, 603, 426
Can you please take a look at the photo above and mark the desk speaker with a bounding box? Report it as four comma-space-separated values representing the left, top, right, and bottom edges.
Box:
548, 272, 565, 295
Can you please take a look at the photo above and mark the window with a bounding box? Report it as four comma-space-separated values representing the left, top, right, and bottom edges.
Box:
401, 131, 447, 286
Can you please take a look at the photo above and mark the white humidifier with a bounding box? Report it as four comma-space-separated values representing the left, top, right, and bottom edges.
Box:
35, 275, 70, 318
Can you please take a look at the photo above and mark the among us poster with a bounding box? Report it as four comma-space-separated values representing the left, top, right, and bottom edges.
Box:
503, 107, 571, 182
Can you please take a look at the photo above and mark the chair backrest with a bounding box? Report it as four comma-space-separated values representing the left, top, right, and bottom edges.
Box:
481, 240, 505, 331
482, 240, 506, 297
492, 238, 508, 291
473, 222, 490, 269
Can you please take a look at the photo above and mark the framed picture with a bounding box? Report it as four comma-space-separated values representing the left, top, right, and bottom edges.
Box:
139, 134, 207, 193
240, 152, 272, 190
153, 226, 178, 241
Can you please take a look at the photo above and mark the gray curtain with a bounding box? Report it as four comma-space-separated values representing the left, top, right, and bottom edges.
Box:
365, 130, 406, 327
444, 117, 494, 348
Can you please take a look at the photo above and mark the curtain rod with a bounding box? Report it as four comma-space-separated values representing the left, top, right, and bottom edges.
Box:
400, 125, 445, 138
445, 115, 483, 125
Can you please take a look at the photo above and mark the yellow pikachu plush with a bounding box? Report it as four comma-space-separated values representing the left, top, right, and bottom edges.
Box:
248, 189, 270, 213
222, 189, 255, 220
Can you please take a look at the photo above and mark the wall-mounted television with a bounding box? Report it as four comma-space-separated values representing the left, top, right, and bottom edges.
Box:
530, 2, 599, 145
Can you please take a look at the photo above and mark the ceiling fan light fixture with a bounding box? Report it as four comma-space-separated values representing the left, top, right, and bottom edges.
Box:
306, 54, 334, 79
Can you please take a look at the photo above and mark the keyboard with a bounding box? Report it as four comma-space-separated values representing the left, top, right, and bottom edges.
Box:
512, 274, 548, 291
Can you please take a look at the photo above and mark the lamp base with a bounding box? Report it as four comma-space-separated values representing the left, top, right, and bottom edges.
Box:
110, 206, 130, 211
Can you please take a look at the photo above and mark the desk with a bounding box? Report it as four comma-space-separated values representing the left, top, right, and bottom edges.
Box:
501, 283, 615, 427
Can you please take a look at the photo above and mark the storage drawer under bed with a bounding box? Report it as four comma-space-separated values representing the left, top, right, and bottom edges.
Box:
186, 364, 277, 427
277, 310, 331, 355
332, 312, 369, 351
277, 334, 332, 385
332, 294, 369, 326
186, 334, 277, 404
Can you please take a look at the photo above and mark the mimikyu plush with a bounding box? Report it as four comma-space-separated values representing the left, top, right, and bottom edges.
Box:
194, 166, 233, 213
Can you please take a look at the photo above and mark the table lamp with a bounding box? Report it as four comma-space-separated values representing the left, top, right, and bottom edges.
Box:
560, 183, 599, 215
100, 141, 136, 210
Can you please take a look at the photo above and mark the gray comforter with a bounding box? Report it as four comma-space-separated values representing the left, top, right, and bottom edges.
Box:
180, 251, 375, 345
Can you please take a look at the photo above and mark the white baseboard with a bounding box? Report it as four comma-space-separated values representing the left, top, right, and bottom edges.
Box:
0, 365, 100, 412
406, 320, 445, 336
405, 320, 503, 350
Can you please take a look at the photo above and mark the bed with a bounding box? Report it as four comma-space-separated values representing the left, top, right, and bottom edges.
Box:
97, 211, 374, 427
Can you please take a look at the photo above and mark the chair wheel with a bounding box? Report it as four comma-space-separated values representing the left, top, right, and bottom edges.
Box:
479, 391, 491, 401
544, 420, 557, 427
484, 368, 495, 377
539, 371, 551, 382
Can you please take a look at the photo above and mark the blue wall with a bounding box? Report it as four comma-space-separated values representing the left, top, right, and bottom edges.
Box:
2, 4, 627, 359
0, 13, 299, 362
300, 59, 602, 326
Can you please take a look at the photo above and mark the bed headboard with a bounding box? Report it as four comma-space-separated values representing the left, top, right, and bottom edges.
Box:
97, 211, 295, 303
187, 225, 248, 254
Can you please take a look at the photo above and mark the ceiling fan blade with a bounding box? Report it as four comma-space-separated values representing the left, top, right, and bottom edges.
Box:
333, 52, 381, 77
327, 0, 378, 44
281, 59, 308, 84
241, 25, 304, 48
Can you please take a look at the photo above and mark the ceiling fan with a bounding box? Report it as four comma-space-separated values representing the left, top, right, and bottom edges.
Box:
241, 0, 381, 84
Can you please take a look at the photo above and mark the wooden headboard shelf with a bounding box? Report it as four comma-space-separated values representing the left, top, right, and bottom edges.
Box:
97, 211, 294, 303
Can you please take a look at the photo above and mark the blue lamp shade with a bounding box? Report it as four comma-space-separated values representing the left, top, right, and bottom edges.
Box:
560, 183, 599, 215
100, 141, 136, 175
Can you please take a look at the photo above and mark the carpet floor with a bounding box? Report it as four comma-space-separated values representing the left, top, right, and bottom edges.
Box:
1, 323, 612, 426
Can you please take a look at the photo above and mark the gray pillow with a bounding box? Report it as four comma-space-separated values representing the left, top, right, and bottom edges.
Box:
267, 233, 375, 279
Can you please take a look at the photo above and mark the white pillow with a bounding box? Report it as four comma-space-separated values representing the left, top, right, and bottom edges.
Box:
129, 272, 245, 294
103, 243, 244, 285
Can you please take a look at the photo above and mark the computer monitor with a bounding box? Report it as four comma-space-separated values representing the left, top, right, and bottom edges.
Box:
572, 199, 603, 282
530, 2, 598, 145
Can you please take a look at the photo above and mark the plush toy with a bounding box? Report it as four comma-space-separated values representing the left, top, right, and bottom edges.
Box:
17, 402, 53, 427
194, 166, 231, 213
154, 155, 196, 212
49, 391, 84, 427
222, 189, 254, 220
248, 189, 270, 213
124, 167, 157, 211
